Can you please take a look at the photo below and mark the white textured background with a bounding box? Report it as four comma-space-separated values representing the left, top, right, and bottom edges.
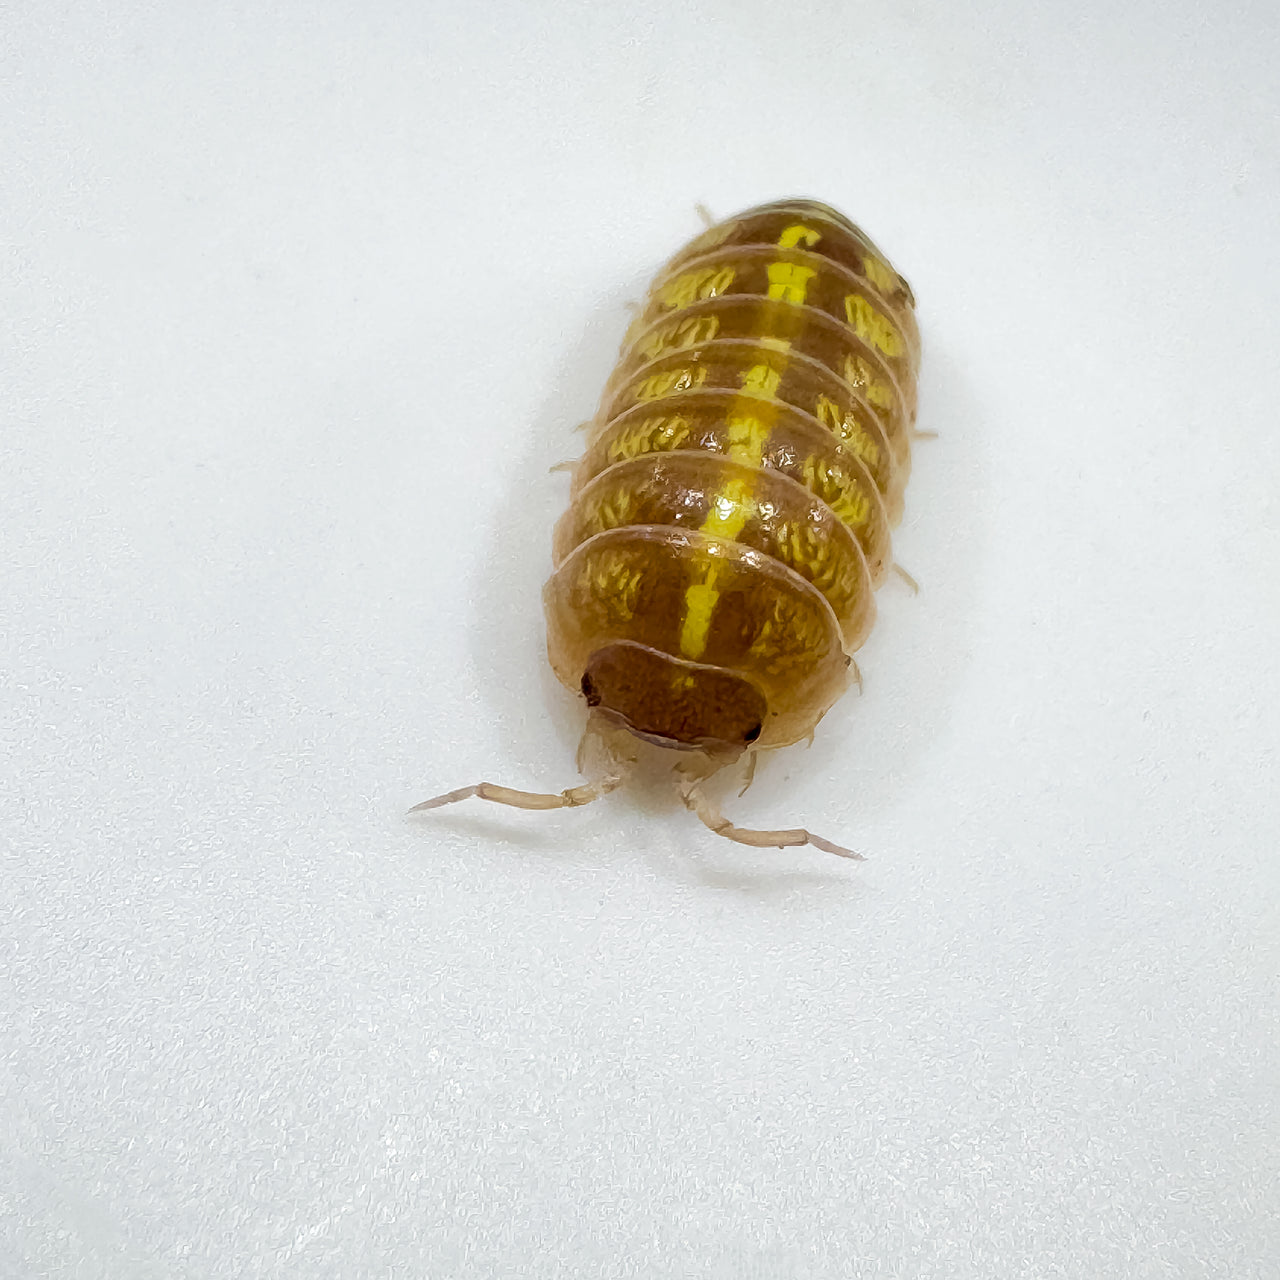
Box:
3, 1, 1278, 1276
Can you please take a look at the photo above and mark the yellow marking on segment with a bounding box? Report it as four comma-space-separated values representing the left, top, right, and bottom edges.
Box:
586, 550, 643, 623
636, 314, 720, 361
725, 413, 771, 466
776, 519, 857, 605
701, 476, 754, 540
844, 293, 905, 358
816, 394, 881, 470
815, 395, 845, 437
634, 366, 707, 401
842, 354, 895, 414
767, 261, 817, 305
660, 265, 736, 310
746, 593, 829, 672
740, 363, 782, 399
803, 456, 870, 527
605, 414, 691, 463
590, 487, 638, 533
862, 254, 897, 294
777, 224, 822, 249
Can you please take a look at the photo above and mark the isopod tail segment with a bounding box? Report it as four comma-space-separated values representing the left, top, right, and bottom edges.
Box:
411, 710, 860, 859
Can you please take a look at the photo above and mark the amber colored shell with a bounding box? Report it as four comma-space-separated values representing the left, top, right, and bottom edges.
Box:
544, 200, 918, 750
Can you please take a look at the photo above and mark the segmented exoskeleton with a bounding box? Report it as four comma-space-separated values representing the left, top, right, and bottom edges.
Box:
418, 200, 920, 857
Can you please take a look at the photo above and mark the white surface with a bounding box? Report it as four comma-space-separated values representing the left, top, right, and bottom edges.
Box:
3, 1, 1278, 1276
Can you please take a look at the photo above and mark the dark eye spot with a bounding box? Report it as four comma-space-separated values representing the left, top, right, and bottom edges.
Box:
743, 722, 762, 743
580, 672, 600, 706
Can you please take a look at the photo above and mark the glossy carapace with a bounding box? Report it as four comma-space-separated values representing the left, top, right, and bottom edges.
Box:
417, 199, 920, 857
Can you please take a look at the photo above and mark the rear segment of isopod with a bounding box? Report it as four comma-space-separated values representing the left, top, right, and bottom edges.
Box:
418, 200, 921, 858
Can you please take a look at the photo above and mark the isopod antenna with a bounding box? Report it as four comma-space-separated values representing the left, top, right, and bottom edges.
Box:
410, 772, 627, 816
411, 712, 636, 818
414, 712, 861, 859
676, 777, 863, 860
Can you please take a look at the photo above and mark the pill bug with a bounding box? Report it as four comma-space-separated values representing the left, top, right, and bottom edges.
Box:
416, 199, 920, 858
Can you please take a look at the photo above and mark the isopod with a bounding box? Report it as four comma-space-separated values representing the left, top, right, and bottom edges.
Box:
416, 199, 921, 857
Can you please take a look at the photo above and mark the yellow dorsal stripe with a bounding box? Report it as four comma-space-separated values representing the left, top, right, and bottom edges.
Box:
740, 362, 782, 399
777, 224, 822, 250
700, 476, 754, 540
725, 413, 771, 467
679, 579, 722, 659
766, 261, 817, 304
677, 224, 820, 660
677, 412, 772, 659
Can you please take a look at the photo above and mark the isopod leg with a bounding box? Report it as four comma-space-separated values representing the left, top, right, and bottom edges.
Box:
410, 773, 625, 815
891, 562, 920, 594
679, 783, 864, 861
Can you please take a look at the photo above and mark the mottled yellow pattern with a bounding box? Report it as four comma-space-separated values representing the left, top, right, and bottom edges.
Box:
860, 253, 897, 294
582, 548, 644, 623
634, 366, 707, 402
802, 457, 871, 529
841, 353, 896, 415
605, 414, 691, 464
635, 314, 721, 362
844, 292, 905, 358
659, 265, 736, 310
589, 486, 638, 534
538, 200, 920, 760
775, 519, 860, 606
816, 394, 881, 471
745, 591, 832, 677
597, 212, 904, 673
